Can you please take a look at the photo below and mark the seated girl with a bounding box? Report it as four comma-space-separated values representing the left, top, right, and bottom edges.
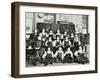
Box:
55, 37, 62, 49
63, 48, 73, 63
74, 46, 89, 64
62, 36, 71, 51
54, 47, 64, 63
42, 47, 55, 66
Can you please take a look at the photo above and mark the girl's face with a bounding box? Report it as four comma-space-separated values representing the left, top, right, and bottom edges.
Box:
67, 48, 70, 51
35, 29, 37, 33
59, 47, 62, 50
50, 30, 53, 33
49, 37, 52, 41
57, 30, 60, 33
38, 36, 41, 40
75, 37, 79, 41
42, 29, 45, 32
64, 31, 67, 34
65, 37, 68, 40
71, 33, 73, 36
57, 37, 60, 40
75, 34, 77, 37
79, 47, 82, 50
48, 48, 51, 51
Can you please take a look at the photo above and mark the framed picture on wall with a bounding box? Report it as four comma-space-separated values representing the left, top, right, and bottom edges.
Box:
11, 2, 98, 78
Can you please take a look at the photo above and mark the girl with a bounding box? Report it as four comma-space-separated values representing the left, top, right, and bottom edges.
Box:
63, 48, 73, 63
69, 33, 74, 45
42, 47, 54, 66
56, 29, 61, 39
73, 35, 81, 51
74, 46, 89, 64
63, 31, 67, 39
45, 37, 53, 48
62, 36, 71, 51
54, 47, 64, 63
55, 37, 62, 48
48, 30, 54, 40
39, 29, 48, 41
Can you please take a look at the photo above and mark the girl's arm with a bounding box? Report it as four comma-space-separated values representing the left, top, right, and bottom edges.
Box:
70, 51, 73, 58
52, 51, 54, 57
45, 40, 48, 46
62, 51, 64, 59
54, 51, 58, 57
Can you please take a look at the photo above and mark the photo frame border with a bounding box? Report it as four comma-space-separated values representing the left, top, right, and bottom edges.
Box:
11, 2, 98, 78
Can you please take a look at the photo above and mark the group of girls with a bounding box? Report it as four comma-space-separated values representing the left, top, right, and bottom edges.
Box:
26, 28, 89, 66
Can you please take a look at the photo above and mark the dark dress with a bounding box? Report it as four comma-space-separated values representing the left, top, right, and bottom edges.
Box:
63, 41, 70, 51
76, 53, 89, 64
70, 37, 74, 45
56, 41, 61, 48
34, 40, 41, 50
47, 41, 53, 47
63, 53, 73, 63
41, 33, 47, 41
56, 52, 63, 62
74, 41, 79, 51
63, 34, 67, 39
44, 52, 54, 66
29, 34, 38, 44
56, 33, 61, 39
49, 33, 54, 40
28, 50, 41, 66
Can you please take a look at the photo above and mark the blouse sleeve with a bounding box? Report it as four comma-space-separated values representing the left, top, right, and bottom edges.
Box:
70, 51, 73, 58
42, 51, 47, 58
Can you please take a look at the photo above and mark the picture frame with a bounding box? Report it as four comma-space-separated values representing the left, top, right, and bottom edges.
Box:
11, 2, 98, 78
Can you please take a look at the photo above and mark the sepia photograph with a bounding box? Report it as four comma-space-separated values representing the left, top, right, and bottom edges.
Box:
25, 12, 90, 67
